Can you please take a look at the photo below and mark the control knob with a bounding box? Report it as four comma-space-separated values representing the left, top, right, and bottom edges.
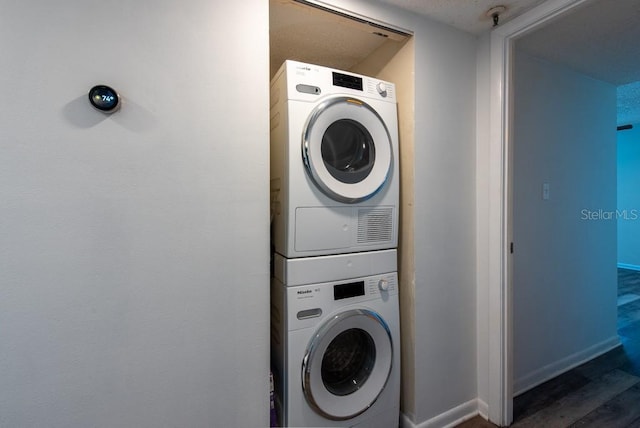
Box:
376, 82, 387, 97
378, 278, 389, 292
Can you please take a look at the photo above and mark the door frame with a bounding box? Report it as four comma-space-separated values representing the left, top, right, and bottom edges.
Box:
486, 0, 596, 425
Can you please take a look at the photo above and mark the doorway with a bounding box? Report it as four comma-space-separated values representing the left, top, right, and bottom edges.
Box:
486, 0, 640, 424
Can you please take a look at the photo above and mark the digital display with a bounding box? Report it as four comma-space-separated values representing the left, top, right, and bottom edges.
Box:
88, 85, 120, 113
334, 281, 365, 300
332, 72, 363, 91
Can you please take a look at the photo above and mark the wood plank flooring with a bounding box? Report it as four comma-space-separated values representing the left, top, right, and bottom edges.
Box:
457, 268, 640, 428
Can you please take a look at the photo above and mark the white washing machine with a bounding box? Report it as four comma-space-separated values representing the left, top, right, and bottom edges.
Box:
270, 250, 400, 427
270, 60, 399, 258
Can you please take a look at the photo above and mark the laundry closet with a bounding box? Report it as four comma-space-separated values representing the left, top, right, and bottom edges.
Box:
269, 1, 415, 426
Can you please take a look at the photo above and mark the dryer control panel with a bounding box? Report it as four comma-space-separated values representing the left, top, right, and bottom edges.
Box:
275, 59, 396, 103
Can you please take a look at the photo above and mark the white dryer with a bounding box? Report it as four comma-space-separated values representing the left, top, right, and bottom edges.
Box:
270, 249, 400, 428
270, 60, 399, 258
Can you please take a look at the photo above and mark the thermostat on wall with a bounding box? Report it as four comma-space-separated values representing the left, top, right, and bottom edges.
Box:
88, 85, 120, 113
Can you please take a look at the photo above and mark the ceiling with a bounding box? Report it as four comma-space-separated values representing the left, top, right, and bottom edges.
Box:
270, 0, 410, 77
374, 0, 548, 35
271, 0, 640, 125
512, 0, 640, 125
270, 0, 546, 75
515, 0, 640, 86
377, 0, 640, 125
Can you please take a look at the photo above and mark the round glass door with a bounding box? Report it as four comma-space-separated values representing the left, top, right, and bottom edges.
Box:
302, 97, 393, 203
301, 309, 393, 421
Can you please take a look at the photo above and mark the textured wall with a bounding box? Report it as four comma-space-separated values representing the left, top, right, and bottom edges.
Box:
0, 1, 270, 426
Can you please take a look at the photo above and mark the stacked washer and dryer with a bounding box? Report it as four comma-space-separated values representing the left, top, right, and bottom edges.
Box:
270, 60, 400, 428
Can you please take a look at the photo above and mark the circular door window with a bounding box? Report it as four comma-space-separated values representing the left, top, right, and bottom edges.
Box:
302, 309, 393, 421
321, 119, 375, 185
302, 97, 393, 203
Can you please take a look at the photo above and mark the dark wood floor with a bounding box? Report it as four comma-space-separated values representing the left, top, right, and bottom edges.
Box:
458, 268, 640, 428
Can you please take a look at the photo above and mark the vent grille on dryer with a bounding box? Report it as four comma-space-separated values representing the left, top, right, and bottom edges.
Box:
357, 208, 393, 243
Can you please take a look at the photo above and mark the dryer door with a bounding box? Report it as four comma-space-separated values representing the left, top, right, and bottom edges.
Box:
301, 308, 393, 421
302, 97, 392, 203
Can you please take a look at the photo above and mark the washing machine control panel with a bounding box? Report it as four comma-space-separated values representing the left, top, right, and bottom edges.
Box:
285, 272, 398, 331
288, 274, 397, 304
288, 273, 397, 304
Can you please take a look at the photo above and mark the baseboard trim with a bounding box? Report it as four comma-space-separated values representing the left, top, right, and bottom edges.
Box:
513, 336, 622, 396
400, 399, 479, 428
618, 263, 640, 272
400, 412, 415, 428
477, 398, 489, 420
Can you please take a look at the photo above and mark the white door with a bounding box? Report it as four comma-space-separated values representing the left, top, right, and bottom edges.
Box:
301, 308, 393, 420
302, 96, 392, 203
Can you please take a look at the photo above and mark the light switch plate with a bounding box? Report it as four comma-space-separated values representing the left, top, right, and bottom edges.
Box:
542, 182, 550, 200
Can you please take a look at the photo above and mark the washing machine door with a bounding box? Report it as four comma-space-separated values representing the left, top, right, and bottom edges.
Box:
302, 96, 393, 203
301, 308, 393, 421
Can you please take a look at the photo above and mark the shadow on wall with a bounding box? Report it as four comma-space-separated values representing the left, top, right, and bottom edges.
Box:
63, 94, 157, 132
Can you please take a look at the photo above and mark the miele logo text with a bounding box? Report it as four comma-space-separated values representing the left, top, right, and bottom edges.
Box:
297, 290, 312, 295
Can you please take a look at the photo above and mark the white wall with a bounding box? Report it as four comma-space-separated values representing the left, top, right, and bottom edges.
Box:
617, 123, 640, 269
0, 1, 270, 427
411, 16, 478, 427
322, 2, 478, 426
512, 51, 618, 394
